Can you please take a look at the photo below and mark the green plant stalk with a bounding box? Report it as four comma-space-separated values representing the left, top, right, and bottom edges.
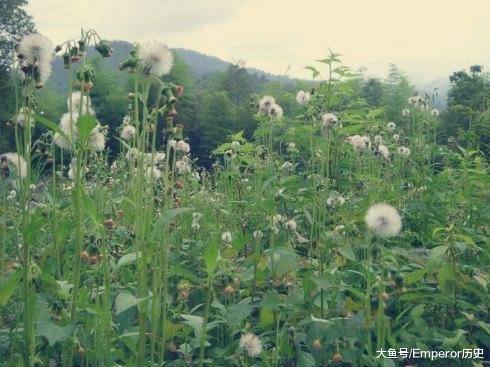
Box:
20, 102, 35, 367
199, 275, 214, 367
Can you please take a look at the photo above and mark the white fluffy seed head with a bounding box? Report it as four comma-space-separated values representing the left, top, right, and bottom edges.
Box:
1, 153, 27, 178
327, 190, 345, 208
378, 144, 390, 159
365, 203, 402, 238
431, 108, 439, 117
19, 33, 54, 81
270, 103, 283, 120
296, 90, 310, 105
88, 125, 106, 152
387, 122, 396, 132
397, 146, 411, 157
240, 333, 262, 357
68, 92, 93, 113
139, 42, 173, 76
259, 95, 275, 115
321, 113, 338, 128
402, 109, 411, 117
121, 124, 136, 141
221, 231, 232, 243
177, 140, 191, 153
348, 135, 368, 152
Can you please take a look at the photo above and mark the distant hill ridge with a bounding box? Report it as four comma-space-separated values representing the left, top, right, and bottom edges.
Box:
48, 40, 295, 94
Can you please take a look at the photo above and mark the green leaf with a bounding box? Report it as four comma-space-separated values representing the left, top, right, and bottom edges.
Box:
204, 239, 218, 275
25, 215, 46, 245
297, 352, 316, 367
0, 270, 23, 306
77, 115, 97, 144
36, 321, 75, 346
337, 244, 356, 261
114, 251, 141, 270
304, 66, 320, 79
428, 245, 448, 264
115, 289, 149, 315
259, 290, 282, 311
150, 208, 191, 241
180, 314, 204, 339
226, 303, 252, 329
34, 114, 66, 138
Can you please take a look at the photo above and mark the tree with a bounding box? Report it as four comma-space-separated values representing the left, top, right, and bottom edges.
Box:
362, 78, 385, 107
0, 0, 34, 151
194, 91, 234, 167
0, 0, 34, 71
441, 66, 490, 155
383, 64, 413, 120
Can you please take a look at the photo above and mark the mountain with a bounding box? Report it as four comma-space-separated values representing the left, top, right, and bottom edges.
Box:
47, 40, 295, 94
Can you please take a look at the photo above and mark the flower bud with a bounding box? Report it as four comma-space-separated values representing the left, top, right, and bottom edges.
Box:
173, 124, 184, 140
95, 40, 113, 57
63, 52, 70, 69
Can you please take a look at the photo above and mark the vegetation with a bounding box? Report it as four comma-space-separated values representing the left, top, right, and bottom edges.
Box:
0, 4, 488, 367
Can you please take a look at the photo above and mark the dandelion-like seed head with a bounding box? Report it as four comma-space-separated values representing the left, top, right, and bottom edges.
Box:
270, 103, 283, 120
259, 96, 275, 115
121, 125, 136, 141
138, 42, 173, 76
88, 124, 106, 152
285, 219, 297, 231
387, 122, 396, 132
175, 158, 191, 174
348, 135, 368, 152
408, 95, 421, 105
240, 333, 263, 357
221, 231, 232, 243
296, 90, 310, 105
327, 190, 345, 208
397, 146, 411, 157
378, 144, 390, 159
1, 153, 27, 178
19, 33, 54, 82
430, 108, 439, 117
68, 92, 93, 114
365, 203, 402, 238
14, 107, 35, 127
392, 134, 400, 142
280, 161, 293, 171
321, 113, 338, 128
177, 140, 191, 154
373, 135, 383, 145
402, 109, 411, 117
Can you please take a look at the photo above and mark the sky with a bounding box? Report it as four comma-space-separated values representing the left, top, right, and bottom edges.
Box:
27, 0, 490, 84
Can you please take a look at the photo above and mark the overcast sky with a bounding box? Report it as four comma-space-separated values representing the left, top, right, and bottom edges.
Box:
27, 0, 490, 84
